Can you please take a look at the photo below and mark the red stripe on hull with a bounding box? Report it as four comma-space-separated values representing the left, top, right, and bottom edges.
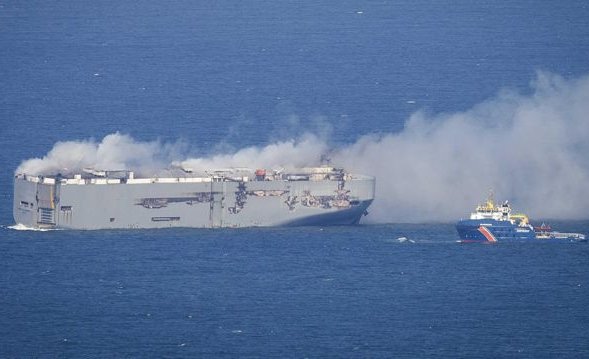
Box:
478, 226, 497, 242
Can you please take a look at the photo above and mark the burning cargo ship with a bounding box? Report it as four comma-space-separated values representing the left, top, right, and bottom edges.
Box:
13, 166, 375, 230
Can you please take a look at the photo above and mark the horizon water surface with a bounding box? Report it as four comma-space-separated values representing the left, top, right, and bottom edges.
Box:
2, 0, 589, 357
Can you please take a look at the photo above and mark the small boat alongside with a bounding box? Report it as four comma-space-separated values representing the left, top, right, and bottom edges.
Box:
535, 223, 586, 241
456, 193, 586, 243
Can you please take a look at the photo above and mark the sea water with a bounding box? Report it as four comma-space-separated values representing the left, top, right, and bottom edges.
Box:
1, 223, 588, 357
1, 1, 589, 357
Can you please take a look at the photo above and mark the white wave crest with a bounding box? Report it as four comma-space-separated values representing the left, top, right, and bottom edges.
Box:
7, 223, 58, 232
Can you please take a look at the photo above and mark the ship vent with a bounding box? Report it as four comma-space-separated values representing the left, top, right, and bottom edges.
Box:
38, 208, 55, 224
20, 201, 33, 209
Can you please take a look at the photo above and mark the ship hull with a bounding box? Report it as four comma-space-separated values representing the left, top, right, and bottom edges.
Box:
456, 219, 535, 243
13, 175, 374, 230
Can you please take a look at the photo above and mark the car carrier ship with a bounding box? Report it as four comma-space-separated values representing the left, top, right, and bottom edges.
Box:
13, 166, 375, 230
456, 193, 586, 243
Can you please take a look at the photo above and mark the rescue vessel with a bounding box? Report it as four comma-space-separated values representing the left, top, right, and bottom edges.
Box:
456, 193, 586, 243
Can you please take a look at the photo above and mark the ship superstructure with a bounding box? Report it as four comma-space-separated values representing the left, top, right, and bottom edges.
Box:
13, 166, 375, 230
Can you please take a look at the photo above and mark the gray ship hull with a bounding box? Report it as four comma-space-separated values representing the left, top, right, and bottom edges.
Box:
13, 171, 374, 230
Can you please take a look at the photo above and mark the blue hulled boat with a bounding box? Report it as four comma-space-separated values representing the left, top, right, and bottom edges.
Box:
456, 193, 586, 243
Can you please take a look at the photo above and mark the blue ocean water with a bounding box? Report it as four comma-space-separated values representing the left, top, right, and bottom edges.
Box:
2, 1, 589, 357
1, 224, 589, 357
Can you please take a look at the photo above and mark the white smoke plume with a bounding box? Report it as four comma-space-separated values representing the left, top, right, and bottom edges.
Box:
333, 71, 589, 221
177, 133, 328, 172
15, 133, 184, 177
16, 72, 589, 221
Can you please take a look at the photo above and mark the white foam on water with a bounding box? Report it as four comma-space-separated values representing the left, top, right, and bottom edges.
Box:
6, 223, 58, 232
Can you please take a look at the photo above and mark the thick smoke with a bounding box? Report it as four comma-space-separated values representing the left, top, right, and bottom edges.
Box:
16, 72, 589, 221
333, 72, 589, 221
177, 133, 328, 172
15, 133, 184, 177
